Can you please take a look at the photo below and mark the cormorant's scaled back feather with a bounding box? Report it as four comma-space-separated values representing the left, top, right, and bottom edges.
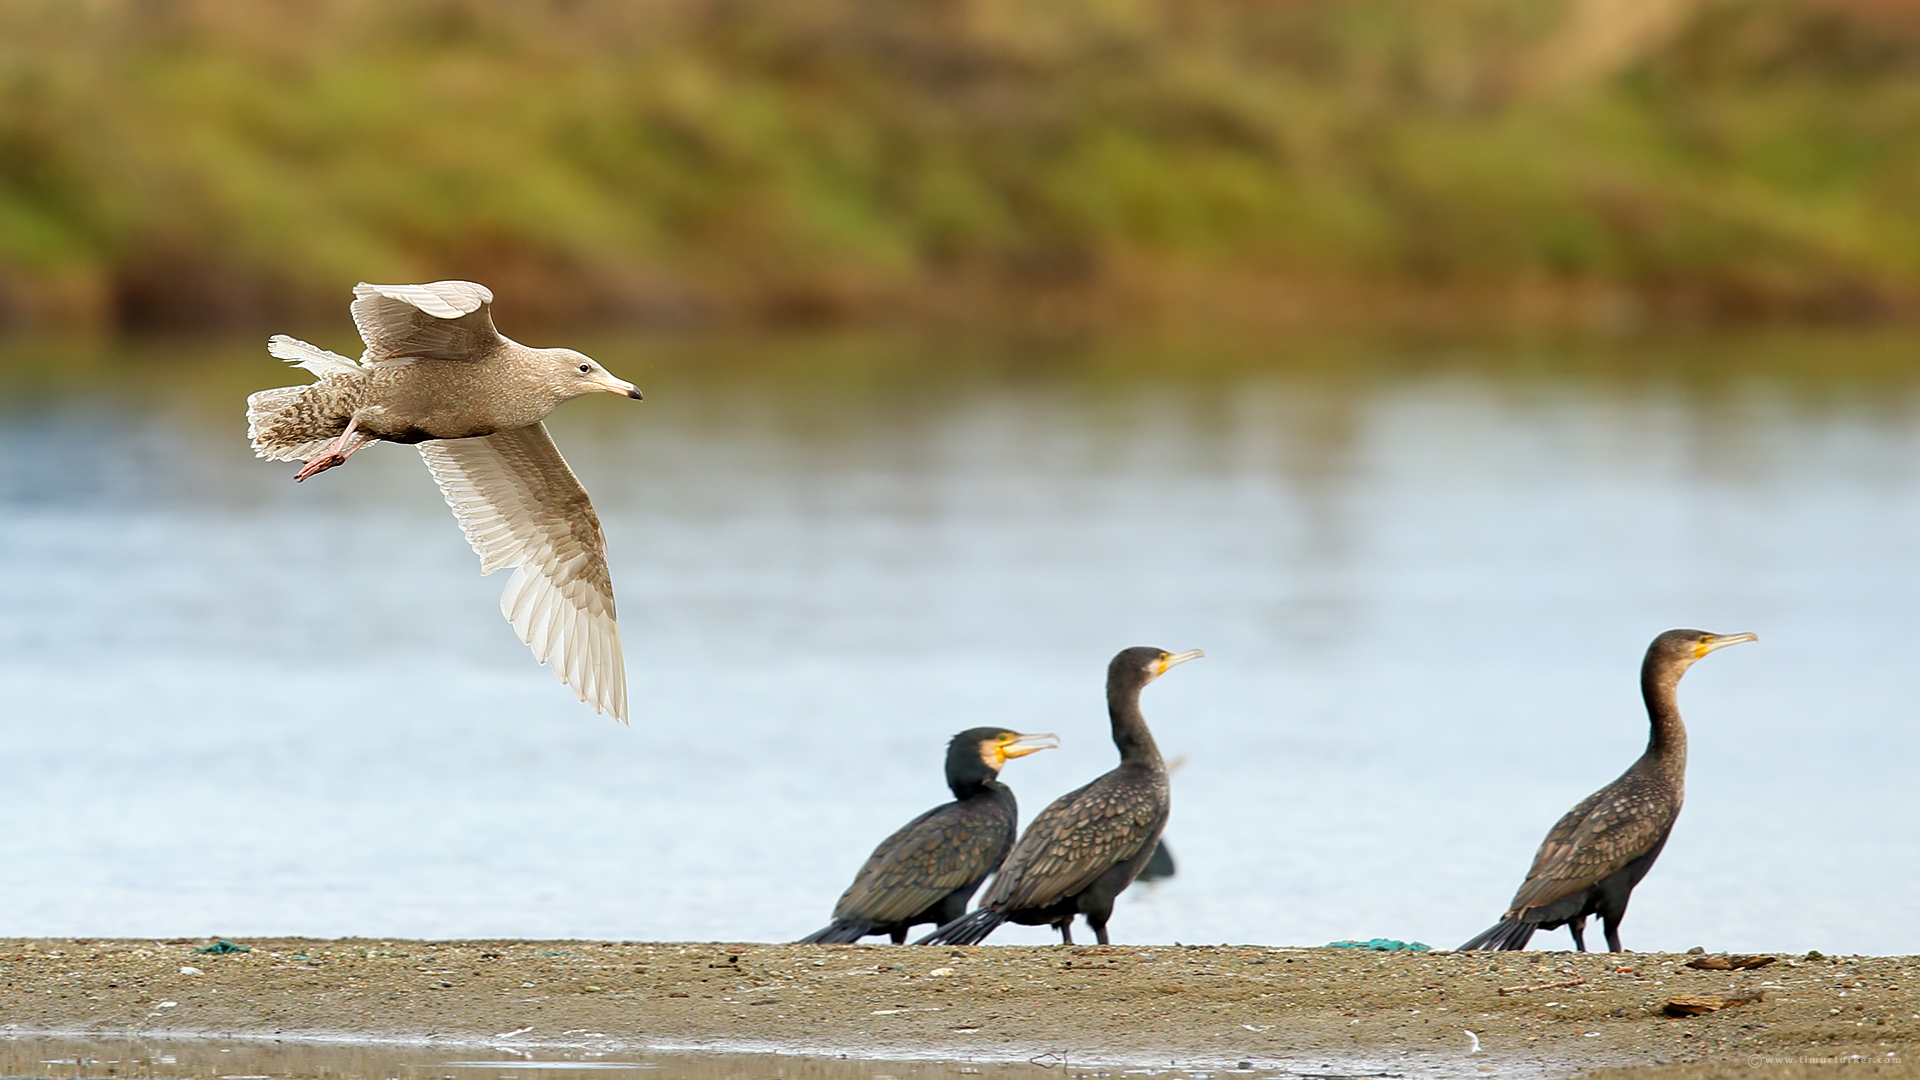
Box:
829, 796, 1014, 925
1507, 774, 1678, 917
978, 769, 1164, 912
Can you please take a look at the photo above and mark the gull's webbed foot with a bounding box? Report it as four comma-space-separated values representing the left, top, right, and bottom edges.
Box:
294, 421, 372, 481
294, 451, 348, 481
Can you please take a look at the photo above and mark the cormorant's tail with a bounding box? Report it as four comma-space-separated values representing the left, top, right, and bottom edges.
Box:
797, 919, 872, 945
1460, 918, 1536, 951
915, 908, 1006, 946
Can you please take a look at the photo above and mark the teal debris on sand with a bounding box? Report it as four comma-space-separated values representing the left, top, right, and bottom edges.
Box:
196, 940, 251, 954
1325, 938, 1432, 952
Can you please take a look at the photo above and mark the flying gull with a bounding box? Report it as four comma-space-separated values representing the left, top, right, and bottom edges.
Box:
246, 280, 642, 722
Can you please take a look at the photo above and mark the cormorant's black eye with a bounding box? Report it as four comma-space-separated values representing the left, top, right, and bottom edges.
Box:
579, 363, 592, 373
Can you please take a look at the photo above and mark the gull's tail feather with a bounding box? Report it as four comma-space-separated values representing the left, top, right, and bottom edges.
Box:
797, 919, 873, 945
1460, 918, 1536, 951
269, 334, 362, 378
249, 338, 365, 462
915, 908, 1006, 946
246, 385, 344, 462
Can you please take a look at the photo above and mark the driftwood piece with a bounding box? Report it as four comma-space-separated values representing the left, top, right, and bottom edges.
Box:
1664, 992, 1764, 1016
1685, 954, 1776, 970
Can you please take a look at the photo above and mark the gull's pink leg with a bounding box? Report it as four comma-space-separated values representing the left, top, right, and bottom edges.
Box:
294, 418, 374, 482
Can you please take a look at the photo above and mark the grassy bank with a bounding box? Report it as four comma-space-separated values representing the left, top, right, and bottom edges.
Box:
3, 0, 1920, 331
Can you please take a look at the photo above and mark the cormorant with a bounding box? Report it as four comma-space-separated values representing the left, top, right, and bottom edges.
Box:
1137, 755, 1187, 883
1460, 628, 1756, 952
1136, 839, 1176, 883
798, 728, 1058, 944
918, 646, 1202, 946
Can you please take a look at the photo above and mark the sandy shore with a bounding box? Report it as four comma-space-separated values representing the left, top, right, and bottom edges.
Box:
1, 939, 1912, 1078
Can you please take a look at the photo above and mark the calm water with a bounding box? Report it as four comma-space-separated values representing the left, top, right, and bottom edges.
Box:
0, 331, 1915, 954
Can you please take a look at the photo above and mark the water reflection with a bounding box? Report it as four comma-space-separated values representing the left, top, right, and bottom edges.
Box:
0, 330, 1917, 954
0, 1037, 1069, 1080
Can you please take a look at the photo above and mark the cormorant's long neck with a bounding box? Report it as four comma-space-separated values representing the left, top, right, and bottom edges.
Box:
948, 775, 1002, 801
1108, 680, 1165, 768
1640, 660, 1688, 776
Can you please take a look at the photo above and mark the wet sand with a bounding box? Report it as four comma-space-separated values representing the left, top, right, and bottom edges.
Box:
0, 939, 1912, 1078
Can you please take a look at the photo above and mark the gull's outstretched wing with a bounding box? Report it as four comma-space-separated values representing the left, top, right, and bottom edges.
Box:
352, 280, 502, 362
417, 423, 628, 722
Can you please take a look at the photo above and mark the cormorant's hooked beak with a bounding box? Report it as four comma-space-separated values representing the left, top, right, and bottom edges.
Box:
1693, 631, 1758, 659
1152, 649, 1205, 677
999, 733, 1060, 761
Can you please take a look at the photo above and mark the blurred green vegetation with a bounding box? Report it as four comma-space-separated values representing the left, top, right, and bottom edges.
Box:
3, 0, 1919, 331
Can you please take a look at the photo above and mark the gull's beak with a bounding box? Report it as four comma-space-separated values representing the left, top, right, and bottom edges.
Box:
1000, 733, 1060, 760
1153, 649, 1205, 677
1694, 631, 1758, 659
592, 369, 643, 399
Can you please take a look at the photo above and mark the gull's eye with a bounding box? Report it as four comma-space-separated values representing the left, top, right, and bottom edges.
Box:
578, 363, 592, 373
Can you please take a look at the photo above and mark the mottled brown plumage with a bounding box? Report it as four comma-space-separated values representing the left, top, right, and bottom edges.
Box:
798, 729, 1056, 945
245, 377, 366, 464
1461, 628, 1757, 952
245, 281, 643, 722
918, 646, 1202, 947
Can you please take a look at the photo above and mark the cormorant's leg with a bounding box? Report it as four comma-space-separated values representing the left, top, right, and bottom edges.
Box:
1603, 915, 1623, 953
1056, 920, 1074, 945
295, 418, 373, 481
890, 927, 908, 945
1081, 899, 1115, 947
1568, 917, 1588, 953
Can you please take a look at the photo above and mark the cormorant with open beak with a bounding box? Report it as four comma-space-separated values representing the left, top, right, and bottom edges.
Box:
799, 728, 1058, 944
919, 646, 1202, 946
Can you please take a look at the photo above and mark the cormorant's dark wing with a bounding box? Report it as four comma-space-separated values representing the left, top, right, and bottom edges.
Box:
985, 770, 1166, 911
1507, 773, 1678, 917
834, 799, 1014, 925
